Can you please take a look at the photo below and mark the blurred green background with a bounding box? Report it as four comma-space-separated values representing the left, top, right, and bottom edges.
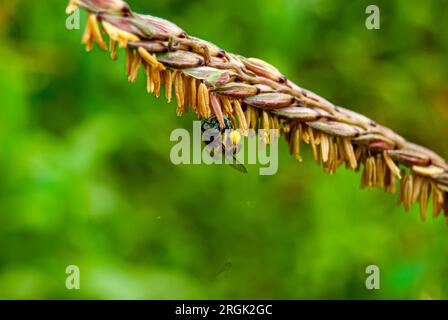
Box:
0, 0, 447, 299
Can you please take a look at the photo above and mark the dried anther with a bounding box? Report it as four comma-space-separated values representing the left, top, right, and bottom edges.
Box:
244, 93, 295, 109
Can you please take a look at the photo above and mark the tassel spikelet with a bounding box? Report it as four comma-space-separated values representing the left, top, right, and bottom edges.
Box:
144, 63, 153, 94
197, 82, 211, 118
109, 39, 117, 60
164, 70, 173, 102
69, 0, 448, 223
289, 122, 302, 162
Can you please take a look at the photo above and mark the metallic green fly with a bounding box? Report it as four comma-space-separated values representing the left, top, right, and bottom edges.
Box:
201, 116, 247, 174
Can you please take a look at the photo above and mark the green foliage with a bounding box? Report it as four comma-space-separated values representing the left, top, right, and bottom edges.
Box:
0, 0, 447, 299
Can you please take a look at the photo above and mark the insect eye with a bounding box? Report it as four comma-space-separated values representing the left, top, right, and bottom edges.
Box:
224, 118, 232, 130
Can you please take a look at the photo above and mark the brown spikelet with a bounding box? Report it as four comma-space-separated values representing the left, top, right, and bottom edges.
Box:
182, 76, 190, 113
413, 165, 445, 177
128, 52, 142, 82
397, 175, 405, 206
370, 156, 377, 188
82, 17, 93, 51
125, 48, 133, 77
323, 136, 338, 174
387, 169, 398, 194
367, 156, 377, 189
400, 174, 413, 211
88, 14, 107, 51
153, 67, 161, 98
432, 183, 444, 218
271, 114, 280, 130
144, 63, 154, 93
102, 20, 140, 48
337, 138, 347, 168
210, 94, 225, 128
109, 39, 117, 60
412, 175, 423, 204
314, 131, 322, 145
301, 125, 310, 144
261, 111, 270, 143
419, 180, 430, 221
443, 192, 448, 223
355, 147, 364, 163
197, 83, 205, 118
384, 151, 401, 180
138, 47, 165, 71
334, 137, 344, 171
189, 77, 197, 113
245, 106, 253, 129
220, 96, 233, 115
174, 72, 185, 115
290, 123, 302, 161
282, 121, 291, 135
334, 138, 343, 172
308, 127, 319, 163
361, 162, 368, 189
251, 107, 259, 131
376, 153, 386, 188
342, 138, 357, 170
233, 100, 248, 131
165, 70, 173, 103
198, 82, 211, 118
320, 134, 330, 163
